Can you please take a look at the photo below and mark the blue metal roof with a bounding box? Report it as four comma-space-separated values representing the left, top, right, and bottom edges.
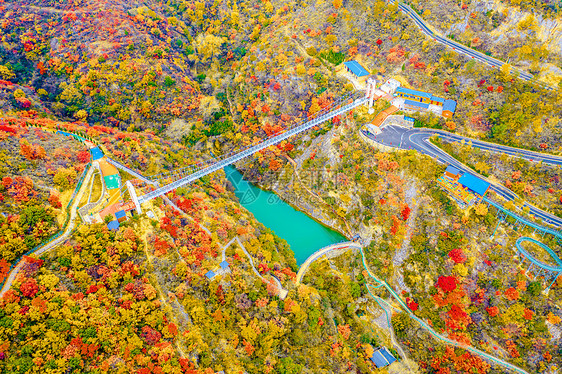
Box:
343, 61, 370, 77
220, 261, 229, 269
380, 348, 397, 365
458, 173, 490, 196
396, 87, 432, 99
205, 270, 215, 279
107, 220, 120, 231
371, 347, 396, 368
431, 96, 445, 103
90, 147, 104, 161
404, 99, 429, 109
445, 165, 460, 176
443, 99, 457, 113
115, 210, 126, 219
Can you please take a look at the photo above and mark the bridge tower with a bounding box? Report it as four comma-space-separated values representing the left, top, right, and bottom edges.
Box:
126, 181, 142, 215
366, 77, 377, 114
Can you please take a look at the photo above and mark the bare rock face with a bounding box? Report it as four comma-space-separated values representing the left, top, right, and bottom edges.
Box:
50, 37, 60, 52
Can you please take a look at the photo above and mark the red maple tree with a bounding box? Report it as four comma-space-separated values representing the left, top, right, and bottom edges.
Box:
448, 248, 466, 264
20, 278, 39, 298
437, 276, 458, 293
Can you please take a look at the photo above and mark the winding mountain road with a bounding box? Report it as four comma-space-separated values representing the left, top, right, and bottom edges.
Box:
389, 0, 553, 89
364, 125, 562, 227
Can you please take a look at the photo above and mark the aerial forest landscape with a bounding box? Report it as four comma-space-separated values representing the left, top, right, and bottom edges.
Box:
1, 0, 562, 373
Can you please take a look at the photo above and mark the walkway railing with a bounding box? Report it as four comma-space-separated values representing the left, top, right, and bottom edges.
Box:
138, 94, 367, 203
106, 157, 157, 186
484, 197, 562, 240
145, 93, 361, 183
0, 163, 91, 291
296, 241, 361, 284
486, 198, 562, 290
359, 247, 530, 374
515, 237, 562, 272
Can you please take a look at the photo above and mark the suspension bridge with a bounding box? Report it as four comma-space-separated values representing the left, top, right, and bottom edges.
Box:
128, 92, 369, 213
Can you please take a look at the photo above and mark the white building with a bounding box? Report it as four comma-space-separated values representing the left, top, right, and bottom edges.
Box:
379, 78, 401, 94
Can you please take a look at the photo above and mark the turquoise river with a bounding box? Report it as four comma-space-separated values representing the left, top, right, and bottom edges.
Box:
224, 165, 346, 265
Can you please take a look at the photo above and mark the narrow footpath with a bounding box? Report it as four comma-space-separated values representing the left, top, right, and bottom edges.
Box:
295, 241, 531, 373
0, 166, 95, 297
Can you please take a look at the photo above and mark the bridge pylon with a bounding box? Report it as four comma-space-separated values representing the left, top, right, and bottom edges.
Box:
126, 181, 142, 215
366, 77, 377, 114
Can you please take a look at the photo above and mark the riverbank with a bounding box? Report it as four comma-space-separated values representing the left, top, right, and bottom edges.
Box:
224, 165, 347, 265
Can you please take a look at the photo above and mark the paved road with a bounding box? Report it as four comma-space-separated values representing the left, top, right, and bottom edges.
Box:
364, 125, 562, 227
389, 0, 553, 90
0, 166, 95, 297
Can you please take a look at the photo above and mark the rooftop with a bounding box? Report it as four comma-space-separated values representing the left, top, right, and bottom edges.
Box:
445, 165, 460, 176
115, 210, 126, 219
370, 347, 397, 368
220, 261, 229, 269
107, 220, 120, 231
458, 173, 490, 196
90, 146, 104, 161
343, 60, 370, 77
404, 99, 429, 109
396, 87, 433, 99
205, 270, 215, 279
443, 99, 457, 113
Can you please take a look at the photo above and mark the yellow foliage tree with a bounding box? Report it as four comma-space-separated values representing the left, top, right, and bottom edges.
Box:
0, 65, 15, 80
196, 33, 225, 61
474, 203, 488, 216
325, 34, 337, 46
74, 110, 88, 122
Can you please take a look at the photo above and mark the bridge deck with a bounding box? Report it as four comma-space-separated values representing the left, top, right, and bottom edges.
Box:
137, 94, 368, 204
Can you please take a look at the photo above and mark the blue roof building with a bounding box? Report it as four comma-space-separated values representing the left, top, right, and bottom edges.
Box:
205, 270, 215, 279
443, 99, 457, 113
115, 210, 127, 223
220, 261, 229, 269
442, 99, 457, 118
343, 61, 370, 78
90, 147, 104, 161
445, 165, 460, 177
370, 347, 397, 368
458, 173, 490, 196
107, 220, 120, 231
